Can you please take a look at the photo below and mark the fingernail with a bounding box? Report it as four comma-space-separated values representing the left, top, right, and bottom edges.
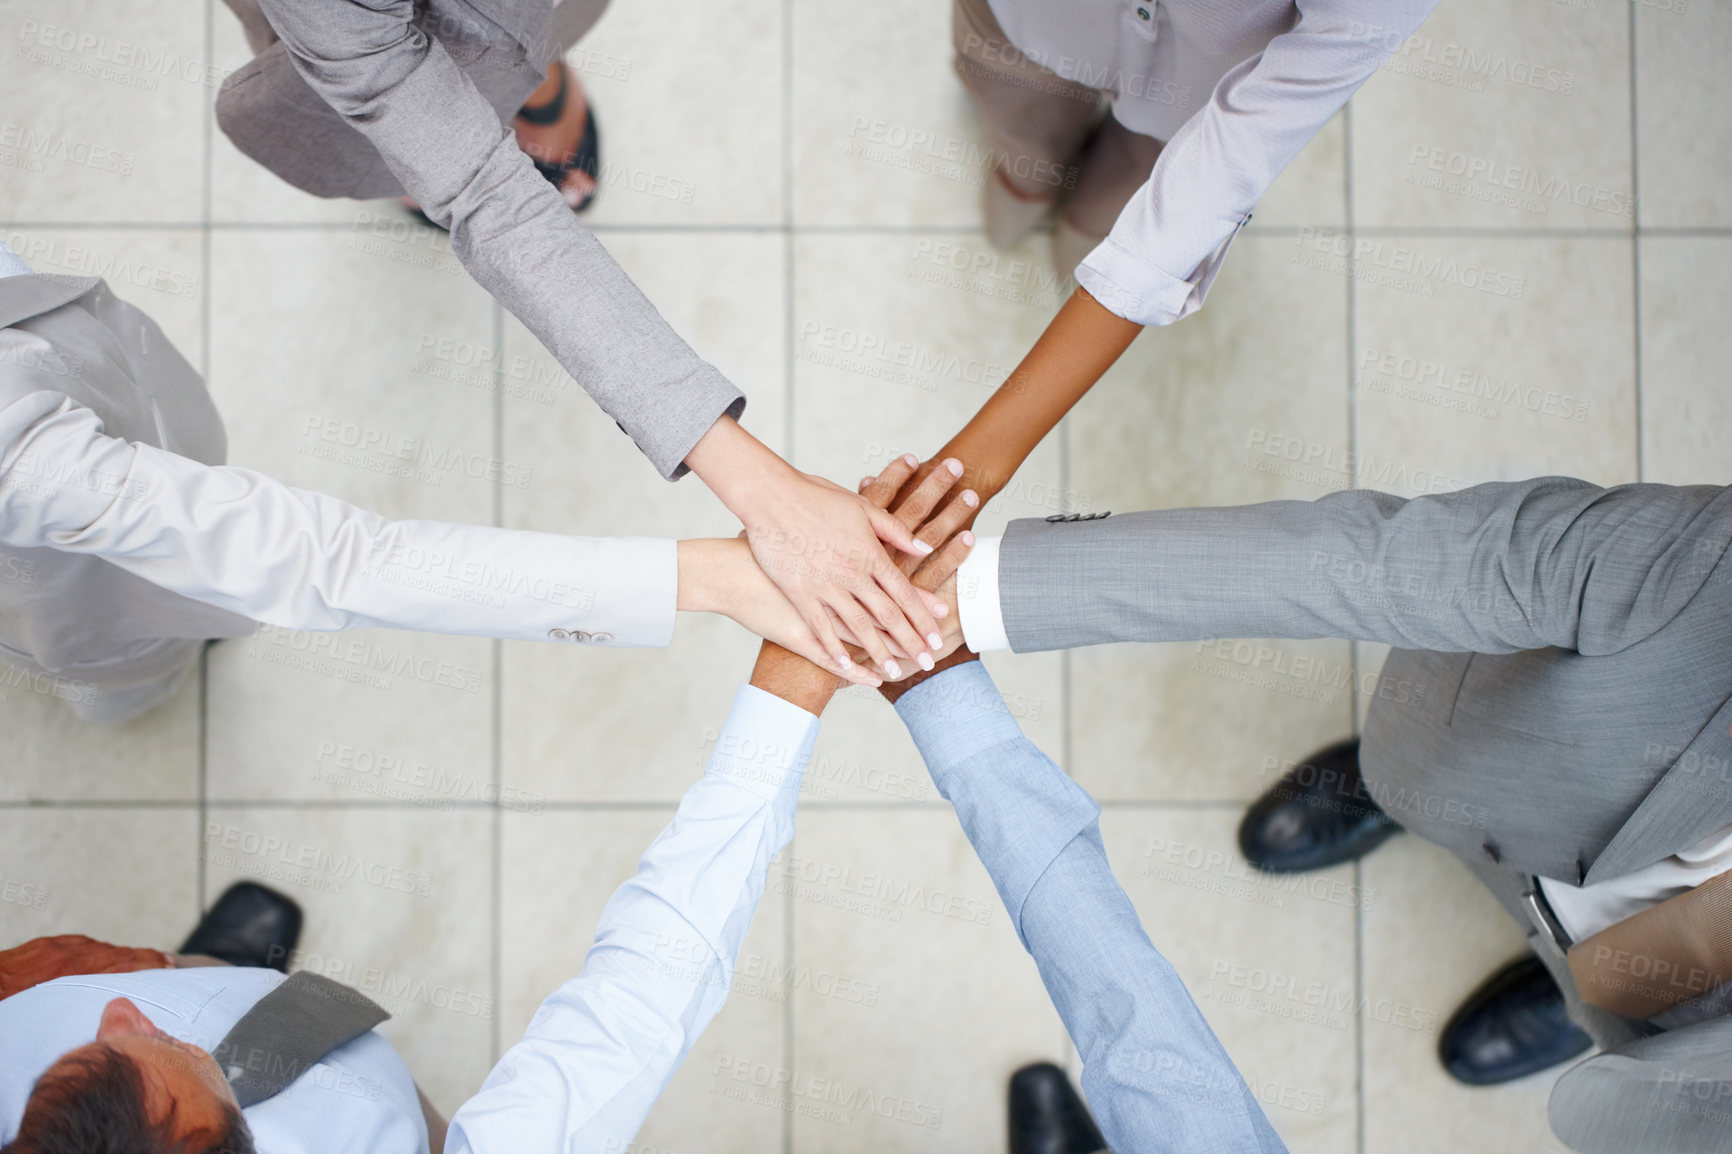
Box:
917, 653, 935, 672
945, 459, 963, 477
864, 674, 883, 687
914, 539, 934, 555
961, 530, 976, 546
963, 490, 978, 508
883, 660, 902, 679
927, 632, 944, 648
932, 603, 948, 618
860, 477, 873, 489
837, 654, 853, 669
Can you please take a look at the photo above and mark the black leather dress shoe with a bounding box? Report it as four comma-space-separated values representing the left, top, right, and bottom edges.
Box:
1440, 955, 1593, 1085
179, 882, 304, 972
1009, 1062, 1107, 1154
1238, 738, 1402, 873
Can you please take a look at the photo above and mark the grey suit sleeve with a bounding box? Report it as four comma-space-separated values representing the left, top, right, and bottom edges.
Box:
255, 0, 743, 479
1000, 478, 1732, 657
1546, 1016, 1732, 1154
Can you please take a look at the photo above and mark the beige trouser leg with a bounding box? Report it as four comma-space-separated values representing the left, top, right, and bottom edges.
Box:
952, 0, 1101, 200
953, 0, 1166, 240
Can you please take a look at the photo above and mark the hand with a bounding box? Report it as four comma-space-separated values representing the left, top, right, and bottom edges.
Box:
684, 419, 949, 681
0, 935, 172, 1001
851, 455, 978, 675
678, 537, 885, 689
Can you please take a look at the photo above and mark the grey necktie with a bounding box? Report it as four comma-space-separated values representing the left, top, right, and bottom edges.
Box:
209, 971, 391, 1108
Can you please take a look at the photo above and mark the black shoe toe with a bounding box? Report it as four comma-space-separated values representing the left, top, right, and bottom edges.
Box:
1009, 1062, 1107, 1154
178, 882, 303, 972
1440, 956, 1593, 1086
1238, 738, 1401, 873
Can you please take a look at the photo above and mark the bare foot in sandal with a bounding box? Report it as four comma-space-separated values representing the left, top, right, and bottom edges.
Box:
513, 60, 599, 211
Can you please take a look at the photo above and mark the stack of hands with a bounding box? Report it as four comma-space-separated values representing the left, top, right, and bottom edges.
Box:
677, 450, 978, 691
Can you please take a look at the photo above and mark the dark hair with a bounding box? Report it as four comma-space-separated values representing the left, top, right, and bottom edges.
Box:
0, 1045, 255, 1154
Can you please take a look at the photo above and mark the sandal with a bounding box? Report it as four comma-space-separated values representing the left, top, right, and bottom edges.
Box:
515, 62, 600, 213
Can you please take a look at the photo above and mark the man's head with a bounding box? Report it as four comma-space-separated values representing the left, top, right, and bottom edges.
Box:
1, 997, 254, 1154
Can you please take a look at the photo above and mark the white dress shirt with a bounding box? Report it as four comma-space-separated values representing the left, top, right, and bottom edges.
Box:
0, 683, 818, 1153
0, 240, 29, 280
0, 272, 677, 693
986, 0, 1440, 326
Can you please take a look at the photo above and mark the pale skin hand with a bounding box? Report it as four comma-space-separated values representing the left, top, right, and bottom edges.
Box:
747, 497, 978, 712
678, 457, 977, 683
684, 418, 950, 681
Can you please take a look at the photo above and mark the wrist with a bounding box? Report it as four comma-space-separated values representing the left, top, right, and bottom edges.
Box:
676, 538, 737, 615
684, 417, 793, 521
749, 641, 845, 715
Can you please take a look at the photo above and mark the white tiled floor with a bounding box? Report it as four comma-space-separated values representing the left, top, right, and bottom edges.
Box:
1, 1, 1728, 1151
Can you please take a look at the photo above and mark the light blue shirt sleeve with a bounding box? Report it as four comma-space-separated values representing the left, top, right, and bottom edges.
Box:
445, 683, 820, 1154
895, 662, 1289, 1154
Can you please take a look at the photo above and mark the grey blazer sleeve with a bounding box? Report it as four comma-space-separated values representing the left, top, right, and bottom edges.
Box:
1546, 1016, 1732, 1154
1001, 478, 1732, 655
254, 0, 744, 479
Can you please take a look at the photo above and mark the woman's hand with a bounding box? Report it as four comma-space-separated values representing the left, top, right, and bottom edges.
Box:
685, 418, 951, 681
852, 454, 978, 673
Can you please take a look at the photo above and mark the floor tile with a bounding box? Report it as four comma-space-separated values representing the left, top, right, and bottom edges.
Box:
499, 231, 786, 804
499, 809, 787, 1153
0, 808, 200, 951
1638, 236, 1732, 483
1635, 0, 1732, 228
0, 664, 200, 803
789, 809, 1067, 1153
1351, 0, 1633, 230
1361, 835, 1575, 1154
0, 0, 207, 223
1066, 234, 1356, 802
1353, 236, 1637, 489
1099, 809, 1358, 1154
204, 227, 497, 801
0, 227, 204, 360
1255, 112, 1348, 232
203, 805, 494, 1117
792, 0, 985, 228
575, 0, 783, 227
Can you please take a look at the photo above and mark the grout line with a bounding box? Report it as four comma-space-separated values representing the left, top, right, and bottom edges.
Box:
1342, 97, 1366, 1154
197, 0, 216, 915
1628, 2, 1644, 483
489, 299, 506, 1063
781, 6, 797, 1151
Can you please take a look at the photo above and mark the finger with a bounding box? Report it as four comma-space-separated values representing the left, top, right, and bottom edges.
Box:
804, 605, 868, 685
913, 529, 975, 592
832, 591, 903, 679
865, 501, 933, 558
861, 453, 922, 511
873, 559, 945, 657
912, 488, 979, 555
854, 580, 934, 672
826, 605, 912, 660
890, 457, 964, 534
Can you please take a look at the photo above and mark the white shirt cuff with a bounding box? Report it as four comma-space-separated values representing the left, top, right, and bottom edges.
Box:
956, 534, 1011, 653
703, 683, 821, 805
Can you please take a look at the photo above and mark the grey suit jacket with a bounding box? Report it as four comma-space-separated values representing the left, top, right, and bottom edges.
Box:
996, 478, 1732, 1154
215, 0, 743, 480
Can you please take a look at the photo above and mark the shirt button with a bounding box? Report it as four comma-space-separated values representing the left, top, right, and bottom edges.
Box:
1136, 6, 1151, 19
548, 628, 570, 642
589, 632, 613, 645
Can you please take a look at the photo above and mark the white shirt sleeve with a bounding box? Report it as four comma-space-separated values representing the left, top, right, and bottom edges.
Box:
956, 534, 1011, 653
444, 683, 820, 1153
0, 390, 677, 645
1076, 0, 1441, 326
